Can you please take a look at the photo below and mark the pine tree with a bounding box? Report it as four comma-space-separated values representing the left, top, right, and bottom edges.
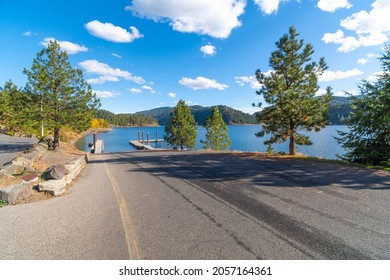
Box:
254, 26, 332, 155
336, 46, 390, 165
24, 40, 100, 149
164, 100, 197, 150
0, 80, 38, 135
201, 106, 231, 150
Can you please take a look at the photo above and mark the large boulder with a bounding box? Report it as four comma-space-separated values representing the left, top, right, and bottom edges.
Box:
2, 154, 34, 175
47, 164, 68, 180
0, 171, 32, 203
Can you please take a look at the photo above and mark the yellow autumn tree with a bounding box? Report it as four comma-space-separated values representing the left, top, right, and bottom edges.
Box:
91, 118, 99, 128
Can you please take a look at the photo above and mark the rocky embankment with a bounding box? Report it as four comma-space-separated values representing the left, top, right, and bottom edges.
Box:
0, 137, 87, 204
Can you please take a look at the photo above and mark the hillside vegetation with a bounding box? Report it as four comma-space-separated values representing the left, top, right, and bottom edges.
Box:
327, 96, 354, 125
135, 105, 257, 125
96, 98, 353, 127
97, 110, 158, 127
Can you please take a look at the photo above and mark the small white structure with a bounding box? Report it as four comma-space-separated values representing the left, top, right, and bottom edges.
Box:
92, 140, 104, 154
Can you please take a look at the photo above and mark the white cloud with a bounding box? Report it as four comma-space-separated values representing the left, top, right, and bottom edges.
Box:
168, 92, 176, 98
185, 100, 199, 106
112, 53, 122, 59
200, 44, 217, 56
128, 88, 142, 93
254, 0, 281, 15
125, 0, 246, 38
319, 68, 363, 82
78, 59, 145, 85
367, 71, 383, 82
85, 20, 143, 43
142, 85, 159, 94
238, 107, 261, 114
322, 0, 390, 52
317, 0, 352, 13
331, 89, 358, 97
23, 31, 32, 36
235, 75, 261, 89
179, 76, 228, 90
93, 90, 118, 98
322, 30, 361, 52
315, 88, 328, 96
357, 58, 368, 65
41, 38, 88, 55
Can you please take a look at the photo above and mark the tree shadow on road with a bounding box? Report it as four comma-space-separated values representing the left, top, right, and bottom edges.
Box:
89, 152, 390, 191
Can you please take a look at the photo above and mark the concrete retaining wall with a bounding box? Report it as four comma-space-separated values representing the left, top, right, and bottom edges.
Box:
38, 155, 88, 196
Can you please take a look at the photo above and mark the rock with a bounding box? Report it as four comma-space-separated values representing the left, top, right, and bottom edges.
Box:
48, 164, 68, 180
2, 155, 33, 175
39, 136, 55, 150
21, 151, 40, 162
32, 143, 48, 154
0, 173, 32, 203
20, 173, 39, 183
11, 156, 32, 168
2, 164, 24, 175
38, 155, 87, 196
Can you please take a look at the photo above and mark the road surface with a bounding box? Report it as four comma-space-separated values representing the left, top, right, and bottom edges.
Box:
0, 151, 389, 259
0, 134, 38, 167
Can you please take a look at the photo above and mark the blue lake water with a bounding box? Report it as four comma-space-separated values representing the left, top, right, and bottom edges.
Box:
75, 125, 349, 159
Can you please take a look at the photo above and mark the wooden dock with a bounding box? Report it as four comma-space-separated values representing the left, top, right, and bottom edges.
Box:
129, 139, 165, 150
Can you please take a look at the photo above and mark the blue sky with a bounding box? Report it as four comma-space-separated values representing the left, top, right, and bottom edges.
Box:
0, 0, 389, 114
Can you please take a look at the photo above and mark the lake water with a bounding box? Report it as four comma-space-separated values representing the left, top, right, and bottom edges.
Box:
75, 125, 349, 160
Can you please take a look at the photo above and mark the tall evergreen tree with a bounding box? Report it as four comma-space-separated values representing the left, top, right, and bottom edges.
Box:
0, 80, 38, 134
164, 100, 197, 150
336, 46, 390, 165
201, 106, 231, 150
254, 26, 332, 155
24, 41, 100, 149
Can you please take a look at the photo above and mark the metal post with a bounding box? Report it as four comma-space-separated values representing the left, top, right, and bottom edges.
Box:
142, 131, 144, 143
92, 132, 97, 153
147, 132, 150, 143
93, 132, 97, 146
138, 131, 140, 142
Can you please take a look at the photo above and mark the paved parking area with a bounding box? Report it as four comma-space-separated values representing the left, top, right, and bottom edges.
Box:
0, 134, 38, 167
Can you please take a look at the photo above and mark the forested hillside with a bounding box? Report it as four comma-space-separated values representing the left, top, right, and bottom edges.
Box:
135, 105, 257, 125
327, 96, 354, 125
97, 97, 354, 127
96, 110, 158, 127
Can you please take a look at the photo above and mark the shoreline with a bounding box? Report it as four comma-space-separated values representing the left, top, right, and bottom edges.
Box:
70, 128, 112, 145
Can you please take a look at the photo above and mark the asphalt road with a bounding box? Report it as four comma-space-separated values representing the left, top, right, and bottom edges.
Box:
1, 151, 389, 259
0, 134, 38, 167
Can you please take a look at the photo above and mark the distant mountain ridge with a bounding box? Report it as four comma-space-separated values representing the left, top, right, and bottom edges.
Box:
98, 97, 355, 127
135, 105, 257, 126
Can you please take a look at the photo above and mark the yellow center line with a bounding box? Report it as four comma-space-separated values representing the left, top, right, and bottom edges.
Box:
104, 162, 142, 260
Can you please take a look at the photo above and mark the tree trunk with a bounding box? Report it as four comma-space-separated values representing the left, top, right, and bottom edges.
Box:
289, 136, 295, 155
289, 119, 295, 155
53, 128, 60, 150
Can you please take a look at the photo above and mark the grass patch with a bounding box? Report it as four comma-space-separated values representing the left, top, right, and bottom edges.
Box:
0, 200, 8, 208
